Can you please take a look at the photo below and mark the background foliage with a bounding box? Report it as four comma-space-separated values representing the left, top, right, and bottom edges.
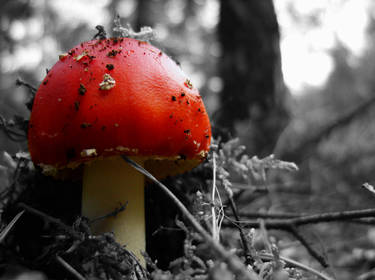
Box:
1, 1, 375, 279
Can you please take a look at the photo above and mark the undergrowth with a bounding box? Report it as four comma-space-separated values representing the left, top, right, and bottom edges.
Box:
0, 123, 327, 279
0, 22, 334, 280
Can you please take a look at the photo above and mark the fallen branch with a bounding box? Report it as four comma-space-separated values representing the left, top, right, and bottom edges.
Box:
225, 208, 375, 267
227, 208, 375, 228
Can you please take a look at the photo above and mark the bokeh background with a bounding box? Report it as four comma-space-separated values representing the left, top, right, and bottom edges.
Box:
2, 0, 375, 279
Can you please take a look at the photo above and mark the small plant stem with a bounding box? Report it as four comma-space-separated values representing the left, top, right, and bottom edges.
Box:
211, 152, 218, 241
0, 210, 24, 243
227, 195, 253, 266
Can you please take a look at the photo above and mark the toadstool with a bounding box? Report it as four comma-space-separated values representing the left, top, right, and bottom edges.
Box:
28, 37, 211, 264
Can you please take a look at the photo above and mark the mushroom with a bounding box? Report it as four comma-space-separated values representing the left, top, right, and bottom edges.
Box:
28, 38, 211, 264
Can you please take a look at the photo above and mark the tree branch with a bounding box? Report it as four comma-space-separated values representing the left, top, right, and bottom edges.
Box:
224, 208, 375, 267
227, 208, 375, 229
275, 94, 375, 159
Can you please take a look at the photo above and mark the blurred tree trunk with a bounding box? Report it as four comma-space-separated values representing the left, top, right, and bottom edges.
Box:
135, 0, 154, 29
216, 0, 290, 156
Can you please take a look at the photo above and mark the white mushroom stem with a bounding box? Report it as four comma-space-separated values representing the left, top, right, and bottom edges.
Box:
82, 156, 145, 265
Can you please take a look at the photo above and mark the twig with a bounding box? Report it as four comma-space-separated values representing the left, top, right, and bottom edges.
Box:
225, 208, 375, 267
0, 115, 27, 142
15, 78, 37, 94
227, 194, 253, 265
287, 208, 375, 226
275, 94, 375, 159
89, 202, 127, 224
259, 253, 334, 280
121, 155, 260, 280
226, 208, 375, 228
151, 225, 183, 236
56, 255, 86, 280
18, 203, 82, 240
236, 211, 301, 219
15, 78, 37, 110
0, 210, 24, 243
288, 226, 328, 267
93, 25, 107, 40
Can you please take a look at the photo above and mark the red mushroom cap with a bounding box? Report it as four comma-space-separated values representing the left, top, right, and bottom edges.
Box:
28, 38, 211, 177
